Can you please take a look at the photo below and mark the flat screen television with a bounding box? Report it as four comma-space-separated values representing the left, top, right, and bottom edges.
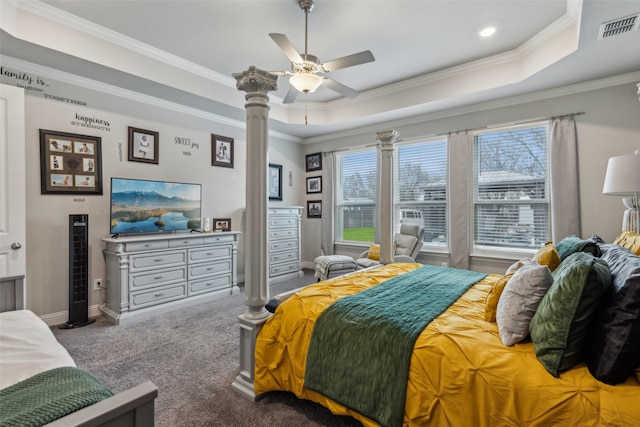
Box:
110, 177, 201, 235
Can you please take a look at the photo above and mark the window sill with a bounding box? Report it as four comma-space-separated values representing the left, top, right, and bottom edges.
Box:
471, 246, 536, 261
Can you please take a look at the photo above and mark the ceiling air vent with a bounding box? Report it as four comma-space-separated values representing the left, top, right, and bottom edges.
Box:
598, 13, 640, 40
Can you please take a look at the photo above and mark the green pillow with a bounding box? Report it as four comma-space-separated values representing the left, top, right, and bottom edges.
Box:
529, 252, 611, 376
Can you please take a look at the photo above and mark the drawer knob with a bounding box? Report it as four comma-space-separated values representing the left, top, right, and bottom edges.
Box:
154, 293, 164, 297
154, 276, 163, 280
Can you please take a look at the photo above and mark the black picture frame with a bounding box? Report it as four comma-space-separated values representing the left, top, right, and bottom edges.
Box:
128, 126, 159, 164
305, 152, 322, 172
212, 134, 234, 168
306, 176, 322, 194
269, 163, 283, 201
39, 129, 103, 195
307, 200, 322, 218
213, 218, 231, 232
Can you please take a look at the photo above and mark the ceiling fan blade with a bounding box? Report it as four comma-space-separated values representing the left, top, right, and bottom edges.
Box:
269, 33, 304, 64
282, 85, 300, 104
268, 71, 292, 76
322, 78, 360, 99
321, 50, 375, 72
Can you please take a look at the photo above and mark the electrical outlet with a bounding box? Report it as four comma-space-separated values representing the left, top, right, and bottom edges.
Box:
93, 278, 103, 291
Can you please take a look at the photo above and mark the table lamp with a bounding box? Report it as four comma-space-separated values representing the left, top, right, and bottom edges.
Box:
603, 150, 640, 233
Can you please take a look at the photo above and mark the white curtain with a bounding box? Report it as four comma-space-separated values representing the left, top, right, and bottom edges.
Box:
448, 132, 471, 270
550, 116, 580, 241
320, 152, 335, 255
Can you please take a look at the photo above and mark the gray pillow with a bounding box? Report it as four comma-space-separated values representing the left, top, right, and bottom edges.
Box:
586, 244, 640, 384
496, 261, 553, 346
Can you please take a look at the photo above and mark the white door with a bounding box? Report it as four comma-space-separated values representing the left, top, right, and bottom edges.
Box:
0, 84, 27, 297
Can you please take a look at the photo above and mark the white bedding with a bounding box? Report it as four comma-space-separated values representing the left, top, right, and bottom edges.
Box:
0, 310, 75, 389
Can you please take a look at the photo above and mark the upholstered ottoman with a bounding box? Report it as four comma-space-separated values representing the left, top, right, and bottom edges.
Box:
314, 255, 358, 282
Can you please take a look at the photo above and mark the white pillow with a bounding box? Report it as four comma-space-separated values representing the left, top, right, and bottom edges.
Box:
496, 261, 553, 346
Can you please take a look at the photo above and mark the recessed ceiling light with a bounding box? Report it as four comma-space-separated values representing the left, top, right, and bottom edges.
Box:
479, 26, 497, 37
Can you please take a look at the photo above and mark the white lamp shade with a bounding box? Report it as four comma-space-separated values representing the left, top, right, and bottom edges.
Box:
289, 73, 323, 94
602, 151, 640, 196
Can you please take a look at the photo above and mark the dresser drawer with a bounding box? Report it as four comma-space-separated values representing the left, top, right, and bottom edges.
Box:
189, 245, 231, 263
130, 267, 187, 290
189, 274, 231, 296
189, 260, 232, 280
270, 228, 298, 241
269, 207, 301, 216
270, 249, 298, 264
130, 283, 186, 310
169, 237, 204, 248
270, 239, 298, 252
204, 234, 235, 245
125, 240, 168, 252
269, 216, 298, 228
270, 261, 299, 277
129, 250, 187, 272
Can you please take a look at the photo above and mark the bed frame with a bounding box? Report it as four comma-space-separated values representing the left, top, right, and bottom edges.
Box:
43, 381, 157, 427
0, 304, 158, 427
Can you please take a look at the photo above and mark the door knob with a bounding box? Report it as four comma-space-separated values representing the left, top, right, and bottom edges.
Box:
11, 242, 22, 250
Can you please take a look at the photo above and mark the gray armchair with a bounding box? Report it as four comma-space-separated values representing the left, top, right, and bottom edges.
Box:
356, 223, 425, 268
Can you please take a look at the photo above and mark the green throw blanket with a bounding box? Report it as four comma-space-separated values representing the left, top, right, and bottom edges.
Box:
0, 366, 114, 427
304, 265, 487, 427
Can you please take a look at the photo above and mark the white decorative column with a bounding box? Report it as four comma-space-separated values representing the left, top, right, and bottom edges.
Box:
231, 66, 278, 400
376, 129, 399, 265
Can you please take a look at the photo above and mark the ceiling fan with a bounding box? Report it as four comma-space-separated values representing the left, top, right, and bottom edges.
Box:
269, 0, 375, 104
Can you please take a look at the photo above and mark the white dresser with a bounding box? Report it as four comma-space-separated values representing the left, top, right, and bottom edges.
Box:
269, 206, 303, 282
102, 232, 240, 325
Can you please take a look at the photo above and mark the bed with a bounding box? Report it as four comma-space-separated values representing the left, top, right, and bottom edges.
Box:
0, 309, 157, 427
253, 235, 640, 427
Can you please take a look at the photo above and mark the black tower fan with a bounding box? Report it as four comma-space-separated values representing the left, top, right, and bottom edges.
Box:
60, 214, 95, 329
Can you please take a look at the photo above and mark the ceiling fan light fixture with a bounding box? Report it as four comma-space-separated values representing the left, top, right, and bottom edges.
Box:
289, 73, 323, 93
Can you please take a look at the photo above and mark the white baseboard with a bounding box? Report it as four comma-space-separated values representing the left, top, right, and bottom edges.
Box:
39, 304, 103, 327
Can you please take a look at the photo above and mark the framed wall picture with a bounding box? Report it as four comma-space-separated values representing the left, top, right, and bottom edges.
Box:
305, 152, 322, 172
128, 127, 159, 164
307, 200, 322, 218
39, 129, 103, 195
212, 134, 234, 168
269, 163, 283, 201
306, 176, 322, 194
213, 218, 231, 232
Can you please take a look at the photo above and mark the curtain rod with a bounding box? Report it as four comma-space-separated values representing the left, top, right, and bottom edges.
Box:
437, 111, 586, 137
327, 112, 587, 153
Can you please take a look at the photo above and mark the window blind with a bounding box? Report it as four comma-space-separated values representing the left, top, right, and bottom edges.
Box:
335, 149, 377, 242
395, 139, 448, 244
473, 123, 550, 250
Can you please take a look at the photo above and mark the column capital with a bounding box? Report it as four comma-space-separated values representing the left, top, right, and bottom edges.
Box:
234, 66, 278, 96
376, 129, 399, 146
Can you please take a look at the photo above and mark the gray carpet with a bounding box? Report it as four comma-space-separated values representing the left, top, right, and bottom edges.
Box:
52, 270, 362, 426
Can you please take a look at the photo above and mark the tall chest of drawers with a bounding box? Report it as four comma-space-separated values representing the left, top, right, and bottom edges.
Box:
268, 206, 303, 282
102, 232, 239, 325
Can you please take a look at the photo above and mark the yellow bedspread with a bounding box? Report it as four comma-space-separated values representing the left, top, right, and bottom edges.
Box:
254, 263, 640, 426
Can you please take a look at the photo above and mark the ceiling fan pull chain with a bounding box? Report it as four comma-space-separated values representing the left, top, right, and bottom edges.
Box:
305, 102, 308, 125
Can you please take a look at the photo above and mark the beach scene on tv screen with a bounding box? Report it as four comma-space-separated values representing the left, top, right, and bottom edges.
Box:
110, 178, 201, 234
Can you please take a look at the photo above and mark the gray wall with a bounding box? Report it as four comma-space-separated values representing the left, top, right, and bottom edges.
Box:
19, 83, 305, 322
10, 66, 640, 321
300, 82, 640, 274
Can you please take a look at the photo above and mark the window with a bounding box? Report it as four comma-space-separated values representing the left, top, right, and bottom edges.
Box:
473, 123, 550, 251
395, 140, 447, 245
335, 149, 377, 243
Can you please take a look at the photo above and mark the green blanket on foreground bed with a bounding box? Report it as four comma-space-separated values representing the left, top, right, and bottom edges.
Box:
304, 265, 487, 427
0, 366, 114, 427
